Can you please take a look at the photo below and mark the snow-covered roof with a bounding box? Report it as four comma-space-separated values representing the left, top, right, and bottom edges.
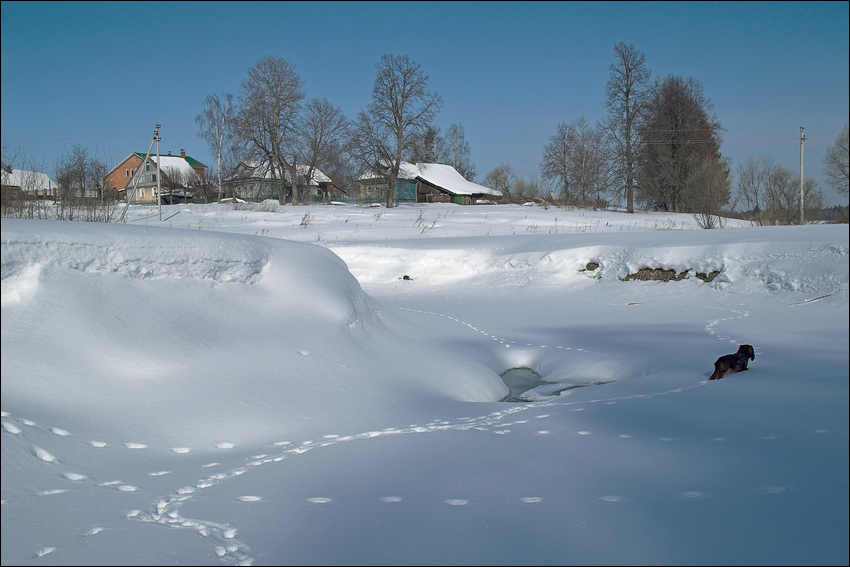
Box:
1, 168, 55, 191
150, 155, 200, 181
361, 162, 501, 197
236, 161, 332, 185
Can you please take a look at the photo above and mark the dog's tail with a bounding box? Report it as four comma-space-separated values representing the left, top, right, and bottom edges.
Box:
709, 361, 723, 380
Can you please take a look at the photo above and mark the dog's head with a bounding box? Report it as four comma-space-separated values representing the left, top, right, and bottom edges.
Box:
737, 344, 755, 360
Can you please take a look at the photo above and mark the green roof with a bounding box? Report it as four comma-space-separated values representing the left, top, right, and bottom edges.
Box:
133, 152, 207, 169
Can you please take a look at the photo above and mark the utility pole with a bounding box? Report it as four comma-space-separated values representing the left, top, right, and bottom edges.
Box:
800, 126, 806, 224
119, 125, 158, 223
155, 124, 162, 221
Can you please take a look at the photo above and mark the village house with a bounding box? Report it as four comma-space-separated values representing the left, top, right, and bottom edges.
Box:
1, 164, 57, 200
105, 150, 207, 203
359, 162, 502, 204
223, 161, 344, 203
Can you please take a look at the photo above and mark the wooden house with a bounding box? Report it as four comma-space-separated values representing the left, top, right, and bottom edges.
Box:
223, 161, 343, 202
359, 162, 501, 205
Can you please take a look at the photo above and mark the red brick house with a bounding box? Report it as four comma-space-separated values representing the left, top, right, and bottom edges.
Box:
104, 149, 207, 202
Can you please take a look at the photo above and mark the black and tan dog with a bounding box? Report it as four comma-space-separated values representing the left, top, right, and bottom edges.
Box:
709, 344, 755, 380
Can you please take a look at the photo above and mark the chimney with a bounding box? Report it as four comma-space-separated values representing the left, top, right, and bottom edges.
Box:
180, 149, 186, 159
167, 150, 172, 156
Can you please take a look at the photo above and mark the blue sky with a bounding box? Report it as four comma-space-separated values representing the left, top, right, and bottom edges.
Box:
2, 1, 848, 206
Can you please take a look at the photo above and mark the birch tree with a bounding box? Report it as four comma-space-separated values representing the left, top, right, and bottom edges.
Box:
196, 92, 235, 199
604, 42, 652, 213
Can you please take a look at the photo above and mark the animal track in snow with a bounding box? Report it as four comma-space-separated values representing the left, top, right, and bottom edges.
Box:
62, 472, 87, 481
33, 447, 57, 462
0, 371, 799, 567
36, 489, 67, 496
396, 306, 611, 356
306, 497, 332, 504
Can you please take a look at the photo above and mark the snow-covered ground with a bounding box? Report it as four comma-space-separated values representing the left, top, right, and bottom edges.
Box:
2, 202, 848, 566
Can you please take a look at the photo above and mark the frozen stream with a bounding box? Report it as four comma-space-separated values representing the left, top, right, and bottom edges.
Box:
499, 367, 542, 402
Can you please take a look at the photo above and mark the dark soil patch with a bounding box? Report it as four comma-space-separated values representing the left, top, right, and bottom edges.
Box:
580, 262, 720, 282
623, 268, 721, 282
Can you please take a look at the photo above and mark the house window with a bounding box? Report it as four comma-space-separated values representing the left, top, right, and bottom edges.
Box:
151, 174, 156, 183
125, 168, 129, 178
145, 163, 151, 171
140, 188, 145, 199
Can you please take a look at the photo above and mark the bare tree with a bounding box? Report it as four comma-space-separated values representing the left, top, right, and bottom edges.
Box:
604, 42, 652, 213
233, 55, 305, 205
1, 146, 55, 219
354, 53, 443, 208
638, 75, 727, 213
736, 155, 768, 219
483, 163, 518, 203
442, 124, 476, 181
321, 148, 360, 200
296, 97, 351, 203
411, 125, 443, 163
410, 123, 476, 181
823, 122, 849, 198
513, 175, 547, 203
196, 92, 235, 199
543, 117, 613, 209
541, 122, 572, 202
54, 144, 107, 204
690, 156, 732, 228
737, 156, 822, 225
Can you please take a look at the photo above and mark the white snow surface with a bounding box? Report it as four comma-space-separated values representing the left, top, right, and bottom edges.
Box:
1, 202, 848, 566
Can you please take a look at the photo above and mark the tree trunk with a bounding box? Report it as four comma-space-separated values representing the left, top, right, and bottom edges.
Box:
288, 162, 299, 205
